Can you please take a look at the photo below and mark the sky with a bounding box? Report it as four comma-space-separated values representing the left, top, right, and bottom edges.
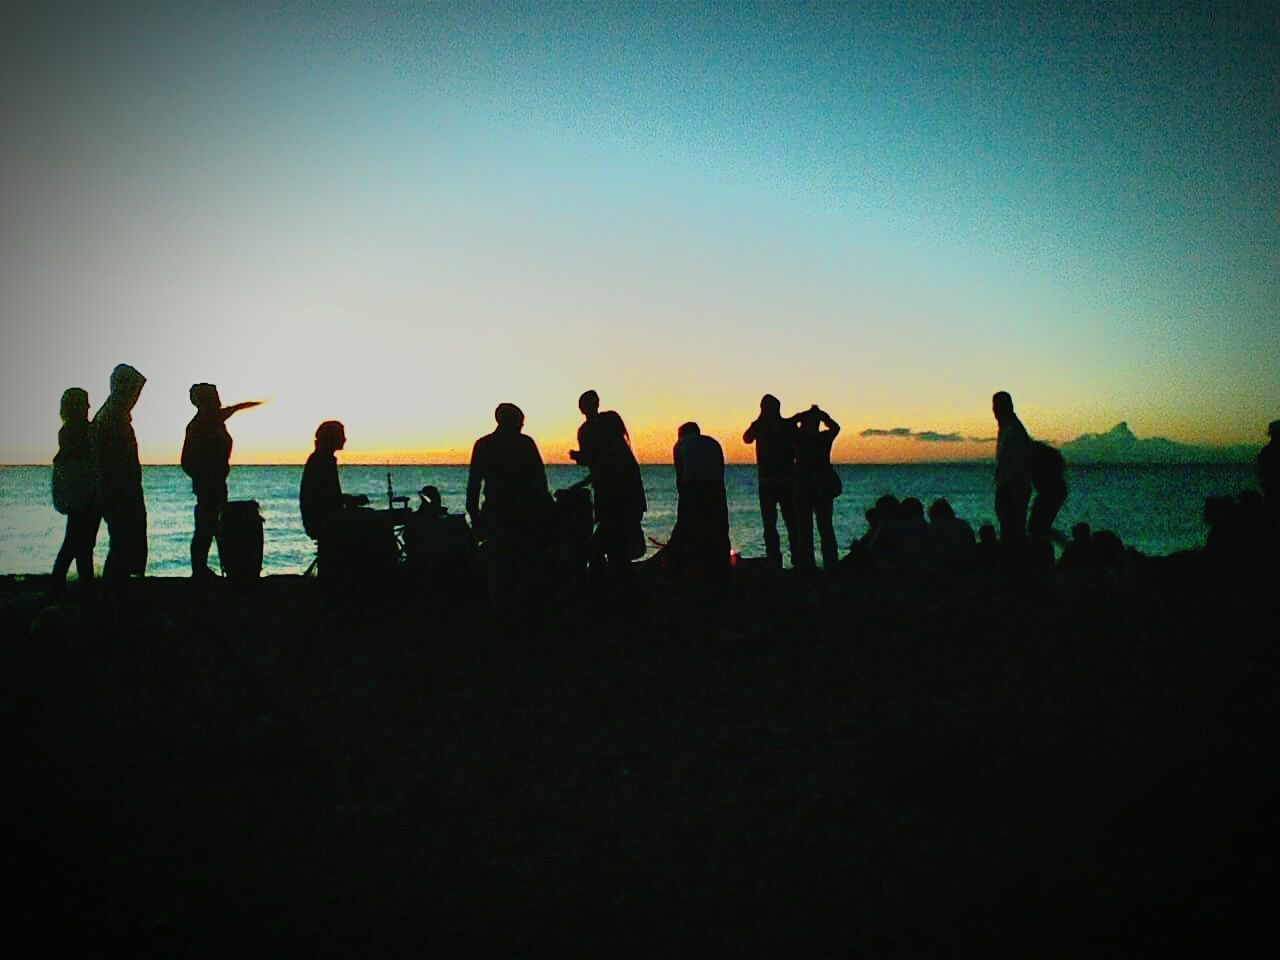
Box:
1, 0, 1275, 464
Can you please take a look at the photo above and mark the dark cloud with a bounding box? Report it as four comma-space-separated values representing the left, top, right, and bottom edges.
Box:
861, 427, 994, 443
859, 427, 912, 437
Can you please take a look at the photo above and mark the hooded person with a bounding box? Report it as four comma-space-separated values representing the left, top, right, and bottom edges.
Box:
93, 363, 148, 591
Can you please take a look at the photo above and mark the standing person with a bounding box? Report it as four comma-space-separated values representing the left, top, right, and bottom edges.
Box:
1028, 440, 1068, 546
92, 364, 148, 599
589, 409, 647, 599
569, 390, 602, 473
50, 387, 100, 598
668, 422, 730, 576
466, 403, 553, 603
793, 405, 841, 571
1257, 419, 1279, 518
992, 391, 1033, 552
743, 394, 798, 567
181, 383, 262, 579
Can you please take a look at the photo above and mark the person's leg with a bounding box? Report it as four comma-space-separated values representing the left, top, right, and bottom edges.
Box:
1028, 483, 1067, 542
759, 482, 781, 565
815, 496, 838, 570
995, 482, 1030, 548
51, 514, 77, 597
792, 486, 816, 570
72, 510, 100, 584
778, 482, 800, 568
191, 485, 225, 575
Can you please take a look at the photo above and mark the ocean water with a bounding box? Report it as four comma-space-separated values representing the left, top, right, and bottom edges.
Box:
0, 463, 1257, 577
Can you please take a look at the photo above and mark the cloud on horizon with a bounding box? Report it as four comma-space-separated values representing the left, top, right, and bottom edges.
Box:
861, 427, 995, 444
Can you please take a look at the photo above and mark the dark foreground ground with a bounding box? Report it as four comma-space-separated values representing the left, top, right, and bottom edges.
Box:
2, 561, 1276, 957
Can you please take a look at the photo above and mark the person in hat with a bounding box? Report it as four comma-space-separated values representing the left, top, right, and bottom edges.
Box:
92, 364, 148, 597
181, 383, 262, 579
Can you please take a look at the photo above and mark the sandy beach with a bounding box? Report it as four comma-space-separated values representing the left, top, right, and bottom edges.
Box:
2, 561, 1275, 955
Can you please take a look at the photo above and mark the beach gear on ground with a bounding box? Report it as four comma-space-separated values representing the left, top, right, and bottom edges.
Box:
219, 500, 265, 581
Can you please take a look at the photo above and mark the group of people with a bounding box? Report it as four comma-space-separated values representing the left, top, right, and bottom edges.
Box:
50, 364, 263, 601
49, 365, 1280, 603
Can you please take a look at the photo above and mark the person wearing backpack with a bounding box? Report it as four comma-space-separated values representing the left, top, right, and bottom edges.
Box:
50, 387, 100, 598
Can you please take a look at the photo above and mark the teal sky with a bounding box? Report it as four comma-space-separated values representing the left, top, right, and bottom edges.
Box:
1, 1, 1275, 463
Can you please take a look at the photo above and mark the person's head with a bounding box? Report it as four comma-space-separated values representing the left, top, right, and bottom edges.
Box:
1269, 419, 1280, 440
596, 410, 627, 447
992, 391, 1014, 422
760, 394, 780, 416
1071, 522, 1091, 543
189, 382, 220, 412
315, 420, 346, 453
495, 402, 524, 432
110, 364, 146, 408
978, 522, 997, 544
678, 421, 700, 440
901, 497, 925, 521
60, 388, 89, 423
578, 390, 600, 417
799, 405, 822, 434
927, 498, 955, 522
417, 485, 444, 514
874, 494, 901, 520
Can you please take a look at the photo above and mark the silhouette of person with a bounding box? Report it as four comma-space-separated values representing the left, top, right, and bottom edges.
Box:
466, 403, 553, 600
668, 422, 730, 575
793, 405, 841, 571
92, 364, 147, 597
569, 390, 602, 473
992, 391, 1032, 552
975, 523, 1001, 565
181, 383, 262, 579
743, 394, 798, 567
1028, 440, 1068, 546
1258, 419, 1279, 517
589, 409, 647, 597
926, 498, 976, 569
299, 421, 368, 543
50, 387, 100, 598
1059, 522, 1093, 568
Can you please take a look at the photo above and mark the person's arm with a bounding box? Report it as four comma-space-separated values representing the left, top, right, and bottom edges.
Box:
743, 419, 759, 444
465, 439, 485, 529
180, 423, 195, 477
221, 400, 264, 420
822, 412, 841, 437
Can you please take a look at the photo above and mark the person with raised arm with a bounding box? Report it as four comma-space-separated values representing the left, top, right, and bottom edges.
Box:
793, 405, 842, 571
181, 383, 262, 579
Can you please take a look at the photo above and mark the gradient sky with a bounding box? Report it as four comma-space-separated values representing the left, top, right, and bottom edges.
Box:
1, 0, 1275, 464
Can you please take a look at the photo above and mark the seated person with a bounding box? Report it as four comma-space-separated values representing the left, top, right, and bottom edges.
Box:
975, 523, 1001, 565
926, 498, 976, 569
299, 420, 368, 541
